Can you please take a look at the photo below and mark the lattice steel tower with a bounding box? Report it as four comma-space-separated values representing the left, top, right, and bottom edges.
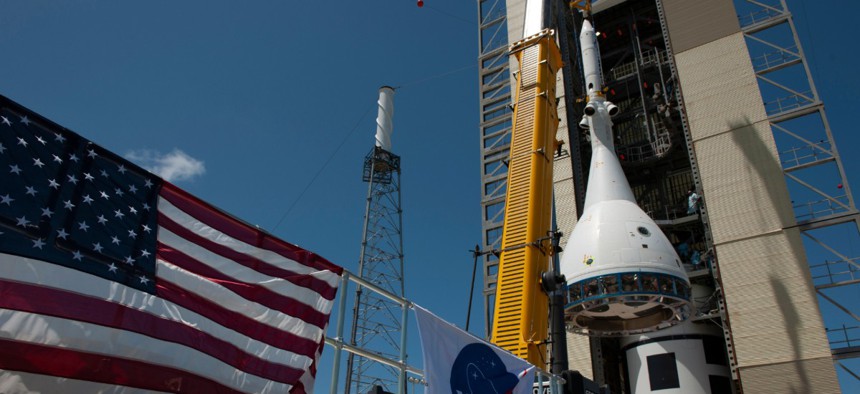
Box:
345, 86, 406, 394
477, 0, 858, 392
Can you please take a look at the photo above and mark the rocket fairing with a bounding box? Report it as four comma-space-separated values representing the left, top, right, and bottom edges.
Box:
375, 86, 395, 152
558, 20, 692, 336
580, 20, 602, 95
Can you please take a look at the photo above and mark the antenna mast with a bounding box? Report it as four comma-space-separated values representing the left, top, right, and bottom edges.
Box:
345, 86, 407, 394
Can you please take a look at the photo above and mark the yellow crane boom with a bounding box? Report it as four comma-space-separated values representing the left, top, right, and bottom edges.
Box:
490, 29, 562, 368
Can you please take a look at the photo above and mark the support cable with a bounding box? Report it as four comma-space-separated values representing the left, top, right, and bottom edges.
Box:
271, 105, 374, 231
271, 61, 476, 231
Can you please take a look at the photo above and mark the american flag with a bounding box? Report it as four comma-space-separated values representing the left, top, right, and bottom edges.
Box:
0, 96, 343, 393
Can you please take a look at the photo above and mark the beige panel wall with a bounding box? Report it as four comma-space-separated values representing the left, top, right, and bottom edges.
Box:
693, 121, 795, 244
668, 5, 839, 390
505, 0, 526, 42
740, 357, 840, 394
714, 230, 832, 366
662, 0, 740, 53
554, 94, 579, 250
506, 0, 527, 90
674, 34, 768, 141
566, 332, 594, 380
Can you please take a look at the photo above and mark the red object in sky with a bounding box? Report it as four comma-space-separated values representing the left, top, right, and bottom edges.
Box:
417, 0, 424, 7
838, 183, 844, 189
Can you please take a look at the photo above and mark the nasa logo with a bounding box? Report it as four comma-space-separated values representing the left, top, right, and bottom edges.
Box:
450, 343, 520, 394
583, 255, 594, 266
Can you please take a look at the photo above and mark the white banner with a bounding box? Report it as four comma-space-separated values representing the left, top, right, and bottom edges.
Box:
414, 304, 535, 394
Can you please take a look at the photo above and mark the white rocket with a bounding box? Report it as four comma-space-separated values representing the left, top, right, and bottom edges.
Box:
375, 86, 395, 152
558, 20, 692, 336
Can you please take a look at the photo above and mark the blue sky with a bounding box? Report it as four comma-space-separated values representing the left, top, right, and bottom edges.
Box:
1, 0, 858, 392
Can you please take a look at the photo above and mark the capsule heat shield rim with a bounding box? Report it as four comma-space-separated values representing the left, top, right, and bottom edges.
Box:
563, 271, 692, 337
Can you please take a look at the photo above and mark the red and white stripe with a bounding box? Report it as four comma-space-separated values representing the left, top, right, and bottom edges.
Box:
0, 183, 342, 393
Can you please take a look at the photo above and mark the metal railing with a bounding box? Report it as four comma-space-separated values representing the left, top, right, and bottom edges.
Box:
324, 270, 568, 393
640, 49, 670, 67
615, 129, 672, 164
764, 90, 814, 116
609, 50, 669, 81
326, 271, 414, 394
779, 140, 832, 169
827, 325, 860, 350
610, 61, 636, 81
809, 257, 860, 288
738, 5, 785, 29
751, 45, 800, 72
793, 195, 851, 222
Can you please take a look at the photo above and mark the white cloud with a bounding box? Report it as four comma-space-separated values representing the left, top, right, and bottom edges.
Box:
125, 148, 205, 183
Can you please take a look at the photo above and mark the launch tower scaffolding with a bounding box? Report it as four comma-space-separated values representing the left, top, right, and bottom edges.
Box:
733, 0, 860, 385
478, 0, 859, 392
476, 0, 522, 338
345, 146, 406, 394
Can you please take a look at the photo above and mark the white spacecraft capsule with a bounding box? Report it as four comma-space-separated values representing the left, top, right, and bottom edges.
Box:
558, 20, 692, 336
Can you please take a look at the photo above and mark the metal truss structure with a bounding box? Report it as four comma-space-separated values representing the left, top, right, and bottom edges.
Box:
477, 0, 515, 336
324, 269, 568, 394
344, 146, 406, 394
734, 0, 860, 387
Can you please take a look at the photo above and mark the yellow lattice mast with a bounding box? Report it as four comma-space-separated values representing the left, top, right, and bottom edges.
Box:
489, 29, 562, 368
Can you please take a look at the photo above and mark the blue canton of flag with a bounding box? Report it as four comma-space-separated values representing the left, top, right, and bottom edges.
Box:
0, 104, 159, 293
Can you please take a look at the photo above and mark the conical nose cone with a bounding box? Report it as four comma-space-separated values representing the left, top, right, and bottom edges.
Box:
581, 19, 593, 33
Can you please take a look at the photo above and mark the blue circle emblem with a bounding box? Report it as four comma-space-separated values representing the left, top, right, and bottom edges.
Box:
450, 343, 520, 394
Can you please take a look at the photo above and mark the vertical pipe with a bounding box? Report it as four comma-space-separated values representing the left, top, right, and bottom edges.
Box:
553, 373, 564, 394
466, 245, 480, 332
549, 202, 567, 375
330, 272, 351, 394
629, 13, 652, 143
396, 155, 407, 393
397, 161, 405, 298
398, 304, 409, 393
549, 292, 568, 374
654, 48, 669, 106
537, 370, 545, 393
